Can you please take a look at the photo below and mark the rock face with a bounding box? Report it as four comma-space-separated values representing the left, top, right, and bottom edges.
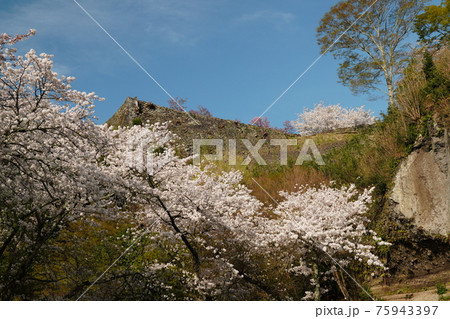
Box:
107, 97, 297, 160
390, 130, 450, 236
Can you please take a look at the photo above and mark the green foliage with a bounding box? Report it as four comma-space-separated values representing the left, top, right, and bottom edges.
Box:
357, 283, 374, 301
30, 217, 203, 301
422, 51, 450, 105
436, 283, 448, 295
131, 117, 143, 126
414, 0, 450, 46
153, 146, 165, 155
396, 46, 450, 130
315, 113, 416, 196
376, 242, 391, 257
396, 56, 427, 121
417, 49, 450, 128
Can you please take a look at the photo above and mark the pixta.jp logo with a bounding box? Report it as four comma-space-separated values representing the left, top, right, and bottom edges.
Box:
193, 139, 325, 166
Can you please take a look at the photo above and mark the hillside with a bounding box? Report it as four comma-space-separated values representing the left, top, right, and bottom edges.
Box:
107, 97, 354, 163
108, 97, 292, 157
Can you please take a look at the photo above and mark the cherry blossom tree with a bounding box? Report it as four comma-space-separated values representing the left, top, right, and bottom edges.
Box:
0, 29, 36, 57
293, 104, 376, 136
257, 184, 389, 300
250, 116, 271, 128
0, 30, 119, 298
282, 120, 296, 134
103, 122, 267, 298
0, 31, 267, 299
344, 106, 377, 128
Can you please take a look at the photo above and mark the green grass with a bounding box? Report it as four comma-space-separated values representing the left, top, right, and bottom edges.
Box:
436, 283, 448, 295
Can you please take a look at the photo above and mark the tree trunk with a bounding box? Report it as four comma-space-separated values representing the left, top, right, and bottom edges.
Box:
388, 84, 395, 108
383, 66, 396, 112
333, 269, 352, 301
387, 80, 396, 111
312, 250, 321, 301
446, 129, 450, 237
148, 177, 201, 274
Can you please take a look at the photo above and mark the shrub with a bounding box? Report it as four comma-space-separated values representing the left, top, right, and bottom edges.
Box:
189, 105, 212, 117
396, 47, 450, 128
436, 283, 447, 295
131, 117, 143, 126
250, 116, 271, 128
167, 97, 188, 111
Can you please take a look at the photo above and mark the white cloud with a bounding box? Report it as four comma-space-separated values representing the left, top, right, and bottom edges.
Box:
237, 10, 295, 26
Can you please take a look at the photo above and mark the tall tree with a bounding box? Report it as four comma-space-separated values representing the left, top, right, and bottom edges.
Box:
317, 0, 428, 109
0, 30, 113, 298
414, 0, 450, 47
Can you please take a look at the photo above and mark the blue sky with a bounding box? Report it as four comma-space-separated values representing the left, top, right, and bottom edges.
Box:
0, 0, 430, 127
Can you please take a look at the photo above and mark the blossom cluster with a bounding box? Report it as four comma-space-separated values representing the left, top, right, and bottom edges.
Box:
292, 103, 376, 136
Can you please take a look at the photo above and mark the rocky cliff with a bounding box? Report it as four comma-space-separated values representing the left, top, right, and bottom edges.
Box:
107, 97, 296, 158
390, 129, 450, 236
